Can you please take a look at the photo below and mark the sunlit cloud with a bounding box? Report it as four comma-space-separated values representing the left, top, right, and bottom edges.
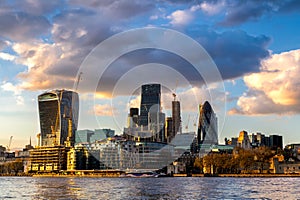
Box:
0, 52, 15, 61
1, 82, 24, 105
93, 104, 117, 116
167, 9, 193, 26
230, 49, 300, 115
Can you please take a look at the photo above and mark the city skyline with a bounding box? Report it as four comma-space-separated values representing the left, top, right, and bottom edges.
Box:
1, 1, 300, 148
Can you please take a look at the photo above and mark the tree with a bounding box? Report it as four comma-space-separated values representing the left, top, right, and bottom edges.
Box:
237, 148, 255, 173
193, 156, 203, 173
254, 146, 274, 173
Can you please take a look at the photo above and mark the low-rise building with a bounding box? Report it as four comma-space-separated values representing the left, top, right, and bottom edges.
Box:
270, 155, 300, 174
29, 146, 69, 173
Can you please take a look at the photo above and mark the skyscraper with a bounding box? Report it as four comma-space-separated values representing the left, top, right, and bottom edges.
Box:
139, 84, 161, 127
197, 101, 218, 145
38, 89, 79, 146
172, 100, 181, 135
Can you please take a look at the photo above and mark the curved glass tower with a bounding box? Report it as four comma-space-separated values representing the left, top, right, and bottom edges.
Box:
38, 89, 79, 146
197, 101, 218, 145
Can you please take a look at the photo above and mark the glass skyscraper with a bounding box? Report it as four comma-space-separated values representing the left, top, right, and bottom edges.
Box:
38, 89, 79, 146
139, 84, 161, 127
197, 101, 218, 145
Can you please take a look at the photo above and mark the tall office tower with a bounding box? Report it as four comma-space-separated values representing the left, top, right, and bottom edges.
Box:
38, 89, 79, 147
197, 101, 218, 145
172, 100, 181, 135
139, 84, 161, 127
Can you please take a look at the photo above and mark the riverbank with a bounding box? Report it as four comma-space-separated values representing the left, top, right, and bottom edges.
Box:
31, 173, 300, 178
2, 173, 300, 178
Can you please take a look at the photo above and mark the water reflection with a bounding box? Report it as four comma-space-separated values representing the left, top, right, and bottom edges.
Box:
33, 177, 83, 199
1, 177, 300, 199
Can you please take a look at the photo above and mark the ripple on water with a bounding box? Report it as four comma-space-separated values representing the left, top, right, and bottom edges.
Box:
1, 177, 300, 199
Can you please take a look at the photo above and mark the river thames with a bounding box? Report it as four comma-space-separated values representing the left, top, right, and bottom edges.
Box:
1, 177, 299, 199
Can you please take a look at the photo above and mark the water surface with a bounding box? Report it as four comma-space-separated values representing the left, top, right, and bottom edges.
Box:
1, 176, 299, 199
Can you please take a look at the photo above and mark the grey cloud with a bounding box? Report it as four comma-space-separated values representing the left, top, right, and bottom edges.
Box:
14, 1, 64, 15
3, 0, 270, 95
0, 12, 51, 41
69, 0, 155, 19
94, 28, 270, 96
189, 27, 271, 79
218, 0, 300, 26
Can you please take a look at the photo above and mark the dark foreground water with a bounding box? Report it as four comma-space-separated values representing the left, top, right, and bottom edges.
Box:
1, 176, 300, 199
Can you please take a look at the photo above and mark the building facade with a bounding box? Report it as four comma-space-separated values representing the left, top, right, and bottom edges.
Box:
172, 100, 181, 136
269, 135, 283, 150
139, 84, 161, 127
237, 130, 251, 149
38, 89, 79, 147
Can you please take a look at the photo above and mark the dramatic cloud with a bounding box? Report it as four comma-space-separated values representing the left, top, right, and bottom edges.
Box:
217, 0, 300, 26
0, 12, 51, 41
189, 28, 271, 79
230, 49, 300, 115
0, 0, 290, 101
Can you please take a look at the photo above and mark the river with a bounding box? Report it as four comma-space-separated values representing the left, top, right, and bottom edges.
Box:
1, 177, 299, 199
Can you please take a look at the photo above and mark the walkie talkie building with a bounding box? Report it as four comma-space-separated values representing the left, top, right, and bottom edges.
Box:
38, 89, 79, 147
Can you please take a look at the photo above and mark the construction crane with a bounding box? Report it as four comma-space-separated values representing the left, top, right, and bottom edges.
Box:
172, 80, 178, 101
75, 72, 83, 91
193, 114, 198, 127
6, 136, 13, 152
185, 114, 190, 131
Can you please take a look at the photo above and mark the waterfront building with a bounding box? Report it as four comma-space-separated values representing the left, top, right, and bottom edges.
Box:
197, 101, 218, 146
29, 146, 69, 172
67, 145, 89, 170
74, 132, 195, 171
270, 155, 300, 174
139, 84, 161, 127
38, 89, 79, 147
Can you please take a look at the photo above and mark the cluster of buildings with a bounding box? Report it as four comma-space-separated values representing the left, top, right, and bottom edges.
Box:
2, 83, 298, 175
23, 84, 219, 174
225, 131, 283, 150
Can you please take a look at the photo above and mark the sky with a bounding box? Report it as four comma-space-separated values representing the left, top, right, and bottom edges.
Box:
0, 0, 300, 149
